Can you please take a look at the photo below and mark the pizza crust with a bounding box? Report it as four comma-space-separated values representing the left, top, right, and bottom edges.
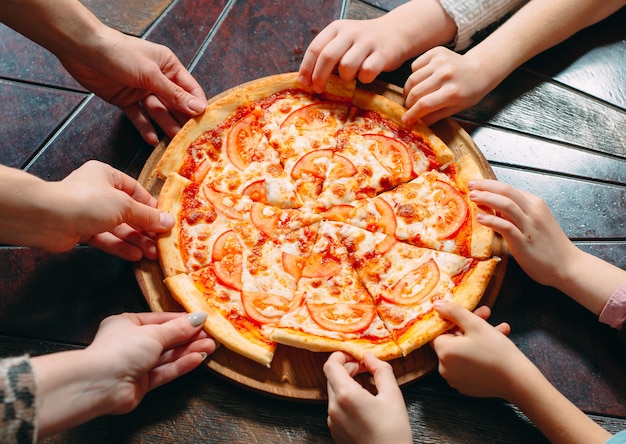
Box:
164, 273, 275, 367
394, 257, 500, 355
157, 173, 190, 277
270, 327, 402, 361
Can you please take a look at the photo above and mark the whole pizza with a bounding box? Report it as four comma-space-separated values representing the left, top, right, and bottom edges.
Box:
155, 72, 500, 367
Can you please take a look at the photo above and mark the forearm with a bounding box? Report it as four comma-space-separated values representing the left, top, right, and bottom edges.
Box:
0, 165, 68, 250
380, 0, 457, 60
0, 0, 109, 60
31, 349, 115, 438
464, 0, 626, 92
508, 361, 611, 444
555, 248, 626, 316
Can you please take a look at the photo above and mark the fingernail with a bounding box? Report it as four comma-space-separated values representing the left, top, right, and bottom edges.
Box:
188, 98, 206, 113
187, 311, 208, 327
160, 212, 175, 228
297, 75, 309, 86
199, 352, 208, 361
433, 300, 444, 310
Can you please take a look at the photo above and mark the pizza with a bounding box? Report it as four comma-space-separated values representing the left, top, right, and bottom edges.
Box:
155, 72, 500, 367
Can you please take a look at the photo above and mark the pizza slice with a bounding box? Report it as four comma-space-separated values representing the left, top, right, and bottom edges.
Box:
164, 267, 276, 367
157, 173, 322, 277
322, 169, 494, 258
338, 223, 499, 356
271, 221, 402, 360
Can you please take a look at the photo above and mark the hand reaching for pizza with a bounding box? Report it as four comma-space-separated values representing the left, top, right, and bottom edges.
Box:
0, 0, 207, 146
0, 161, 173, 261
432, 300, 613, 444
298, 18, 412, 94
297, 0, 456, 95
324, 351, 413, 444
58, 27, 207, 145
402, 47, 496, 126
51, 161, 175, 261
467, 179, 626, 315
431, 300, 527, 400
31, 311, 217, 437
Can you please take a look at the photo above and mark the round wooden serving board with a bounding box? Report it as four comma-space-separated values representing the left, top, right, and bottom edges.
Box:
134, 80, 508, 401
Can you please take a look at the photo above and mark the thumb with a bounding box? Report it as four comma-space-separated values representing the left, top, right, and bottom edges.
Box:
124, 198, 175, 233
149, 65, 207, 116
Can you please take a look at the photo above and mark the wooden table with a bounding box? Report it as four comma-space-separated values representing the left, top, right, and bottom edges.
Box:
0, 0, 624, 442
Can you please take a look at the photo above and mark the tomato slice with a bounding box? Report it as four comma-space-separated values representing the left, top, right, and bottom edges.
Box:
364, 133, 414, 182
321, 204, 355, 222
213, 254, 243, 291
282, 252, 307, 280
242, 291, 303, 325
202, 186, 244, 221
301, 252, 341, 278
291, 149, 333, 180
372, 197, 397, 236
249, 202, 279, 236
385, 259, 439, 305
212, 230, 243, 261
241, 179, 268, 203
328, 153, 357, 179
375, 234, 397, 254
308, 303, 376, 333
280, 102, 347, 130
226, 113, 264, 171
432, 181, 468, 239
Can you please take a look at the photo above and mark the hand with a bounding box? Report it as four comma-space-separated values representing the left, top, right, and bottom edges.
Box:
467, 179, 578, 288
324, 351, 412, 444
59, 27, 207, 145
50, 160, 174, 261
431, 300, 531, 400
33, 311, 218, 436
85, 312, 217, 414
298, 19, 410, 94
403, 47, 493, 126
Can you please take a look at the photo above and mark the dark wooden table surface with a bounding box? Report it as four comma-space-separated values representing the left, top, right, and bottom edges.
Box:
1, 0, 624, 442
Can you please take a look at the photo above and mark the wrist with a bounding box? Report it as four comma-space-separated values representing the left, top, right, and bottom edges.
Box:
32, 349, 113, 437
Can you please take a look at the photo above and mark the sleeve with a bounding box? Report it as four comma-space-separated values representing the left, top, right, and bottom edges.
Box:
599, 283, 626, 340
0, 355, 37, 444
439, 0, 530, 51
606, 430, 626, 443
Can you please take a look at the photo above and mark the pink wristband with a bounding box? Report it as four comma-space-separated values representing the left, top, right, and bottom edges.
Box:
599, 283, 626, 330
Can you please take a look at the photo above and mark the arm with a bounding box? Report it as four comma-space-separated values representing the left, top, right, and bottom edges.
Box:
33, 311, 217, 438
0, 161, 174, 261
432, 301, 612, 444
0, 0, 207, 145
403, 0, 626, 125
323, 352, 412, 444
468, 179, 626, 315
298, 0, 456, 93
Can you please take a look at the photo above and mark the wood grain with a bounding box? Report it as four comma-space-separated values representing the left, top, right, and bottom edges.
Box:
134, 78, 508, 400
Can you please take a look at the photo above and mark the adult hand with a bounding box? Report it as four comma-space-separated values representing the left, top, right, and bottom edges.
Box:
34, 311, 218, 437
324, 351, 412, 444
403, 47, 493, 126
59, 28, 207, 145
50, 160, 174, 261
